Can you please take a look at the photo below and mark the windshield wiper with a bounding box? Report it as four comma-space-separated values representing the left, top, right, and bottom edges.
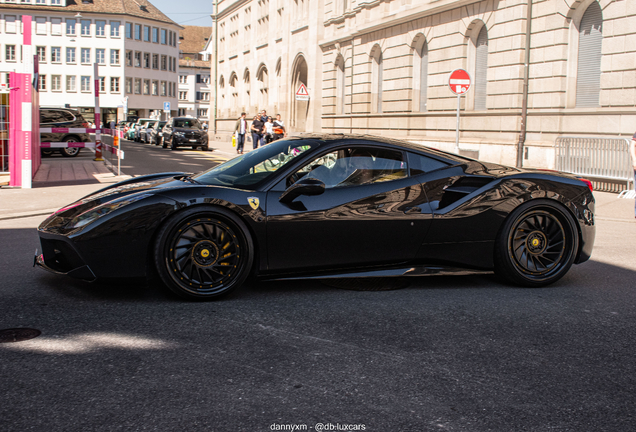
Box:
175, 174, 201, 184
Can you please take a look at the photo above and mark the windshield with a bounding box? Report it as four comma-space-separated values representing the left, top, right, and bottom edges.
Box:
174, 119, 202, 129
192, 138, 319, 190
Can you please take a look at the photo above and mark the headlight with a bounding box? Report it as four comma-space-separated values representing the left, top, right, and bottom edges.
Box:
68, 193, 153, 229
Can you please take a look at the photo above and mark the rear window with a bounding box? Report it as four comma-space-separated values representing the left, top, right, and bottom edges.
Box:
173, 119, 201, 129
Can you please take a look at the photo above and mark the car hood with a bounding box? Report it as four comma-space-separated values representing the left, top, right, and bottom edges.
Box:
49, 172, 191, 221
173, 127, 205, 133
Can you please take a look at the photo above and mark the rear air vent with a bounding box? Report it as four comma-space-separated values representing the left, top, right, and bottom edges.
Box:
439, 176, 493, 209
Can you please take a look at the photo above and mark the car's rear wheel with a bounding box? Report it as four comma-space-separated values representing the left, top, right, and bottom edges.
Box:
154, 207, 254, 300
494, 200, 579, 287
61, 137, 81, 157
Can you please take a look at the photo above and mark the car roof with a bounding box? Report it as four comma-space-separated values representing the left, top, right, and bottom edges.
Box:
289, 133, 475, 164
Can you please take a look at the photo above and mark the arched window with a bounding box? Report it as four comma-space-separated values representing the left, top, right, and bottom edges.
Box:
576, 1, 603, 108
219, 75, 225, 115
335, 55, 346, 115
413, 36, 428, 112
229, 72, 238, 116
474, 26, 488, 111
371, 47, 383, 113
257, 65, 269, 110
243, 69, 250, 111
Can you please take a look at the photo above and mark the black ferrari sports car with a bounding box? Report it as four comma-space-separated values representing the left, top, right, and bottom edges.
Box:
35, 134, 595, 300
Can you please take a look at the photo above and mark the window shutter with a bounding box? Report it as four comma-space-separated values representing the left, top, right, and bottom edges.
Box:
474, 27, 488, 111
576, 2, 603, 108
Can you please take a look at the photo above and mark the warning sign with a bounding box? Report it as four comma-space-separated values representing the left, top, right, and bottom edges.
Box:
295, 83, 310, 101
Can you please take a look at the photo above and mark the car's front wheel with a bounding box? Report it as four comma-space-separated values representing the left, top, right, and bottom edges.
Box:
61, 136, 81, 157
494, 200, 579, 287
154, 207, 254, 300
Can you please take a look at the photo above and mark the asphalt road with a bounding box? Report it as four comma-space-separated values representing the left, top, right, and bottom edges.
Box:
105, 137, 229, 176
1, 198, 636, 431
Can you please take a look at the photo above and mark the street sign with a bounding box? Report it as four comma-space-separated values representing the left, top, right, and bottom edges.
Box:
163, 101, 171, 112
448, 69, 471, 95
295, 83, 309, 101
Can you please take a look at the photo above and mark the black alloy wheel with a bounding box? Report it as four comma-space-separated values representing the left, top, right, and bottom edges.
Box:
61, 137, 81, 157
154, 207, 254, 300
494, 200, 579, 287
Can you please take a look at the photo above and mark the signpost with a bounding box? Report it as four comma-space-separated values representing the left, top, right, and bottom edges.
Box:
163, 101, 171, 112
295, 84, 309, 101
448, 69, 471, 154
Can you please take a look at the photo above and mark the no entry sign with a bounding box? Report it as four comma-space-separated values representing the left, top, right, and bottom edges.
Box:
449, 69, 471, 95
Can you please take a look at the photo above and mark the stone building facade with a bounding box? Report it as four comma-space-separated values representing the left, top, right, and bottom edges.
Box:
212, 0, 636, 168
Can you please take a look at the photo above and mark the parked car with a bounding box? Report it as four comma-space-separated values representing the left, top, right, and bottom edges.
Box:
161, 117, 208, 151
148, 121, 167, 145
134, 118, 154, 142
140, 120, 158, 143
40, 107, 90, 157
124, 123, 138, 141
35, 134, 596, 300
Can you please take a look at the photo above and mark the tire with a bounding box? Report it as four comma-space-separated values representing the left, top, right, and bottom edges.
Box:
192, 145, 197, 150
61, 137, 81, 157
170, 137, 178, 150
154, 207, 254, 300
41, 149, 54, 157
202, 144, 209, 151
494, 200, 579, 287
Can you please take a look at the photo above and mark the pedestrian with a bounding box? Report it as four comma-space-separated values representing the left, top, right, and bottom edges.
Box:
260, 110, 268, 123
264, 116, 275, 144
273, 114, 286, 141
233, 112, 248, 154
202, 121, 208, 131
251, 115, 264, 150
631, 132, 636, 219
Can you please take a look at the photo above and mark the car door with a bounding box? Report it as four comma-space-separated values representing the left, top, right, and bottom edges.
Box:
265, 145, 434, 272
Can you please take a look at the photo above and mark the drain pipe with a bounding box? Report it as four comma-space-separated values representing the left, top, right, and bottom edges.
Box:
516, 0, 533, 168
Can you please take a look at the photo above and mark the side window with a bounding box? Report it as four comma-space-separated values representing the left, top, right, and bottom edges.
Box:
295, 147, 407, 189
42, 109, 66, 124
61, 111, 76, 123
407, 152, 449, 175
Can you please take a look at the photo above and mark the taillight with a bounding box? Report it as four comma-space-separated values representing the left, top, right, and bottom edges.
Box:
82, 122, 89, 128
579, 178, 593, 192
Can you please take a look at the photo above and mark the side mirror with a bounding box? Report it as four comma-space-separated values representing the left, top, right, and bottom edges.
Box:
279, 178, 325, 204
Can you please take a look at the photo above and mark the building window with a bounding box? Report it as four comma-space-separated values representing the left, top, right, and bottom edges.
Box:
111, 77, 120, 93
99, 76, 105, 93
161, 29, 167, 45
66, 76, 76, 92
81, 76, 91, 92
144, 53, 150, 68
125, 77, 133, 94
152, 54, 159, 69
51, 47, 61, 63
51, 75, 61, 91
4, 16, 17, 34
96, 49, 105, 65
135, 24, 142, 40
152, 27, 159, 43
335, 56, 345, 115
414, 38, 429, 112
51, 18, 62, 35
96, 20, 106, 37
126, 22, 132, 39
143, 79, 150, 95
161, 55, 167, 70
144, 26, 151, 42
66, 18, 76, 36
51, 0, 61, 4
197, 109, 208, 118
35, 17, 47, 35
161, 81, 167, 96
134, 51, 141, 67
178, 109, 186, 117
36, 46, 46, 63
474, 26, 489, 111
179, 91, 187, 100
81, 48, 91, 64
179, 75, 187, 84
125, 50, 133, 66
152, 80, 159, 96
134, 78, 142, 94
576, 1, 603, 108
81, 20, 91, 36
66, 47, 76, 64
111, 21, 120, 37
38, 74, 46, 91
371, 47, 383, 113
110, 49, 120, 65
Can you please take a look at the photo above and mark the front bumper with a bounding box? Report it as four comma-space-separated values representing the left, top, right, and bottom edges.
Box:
34, 252, 96, 281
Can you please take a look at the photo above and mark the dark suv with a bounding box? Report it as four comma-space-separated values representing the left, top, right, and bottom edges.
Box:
40, 107, 90, 157
161, 117, 208, 151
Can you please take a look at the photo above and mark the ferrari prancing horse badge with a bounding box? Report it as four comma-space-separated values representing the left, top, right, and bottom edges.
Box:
248, 197, 260, 210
